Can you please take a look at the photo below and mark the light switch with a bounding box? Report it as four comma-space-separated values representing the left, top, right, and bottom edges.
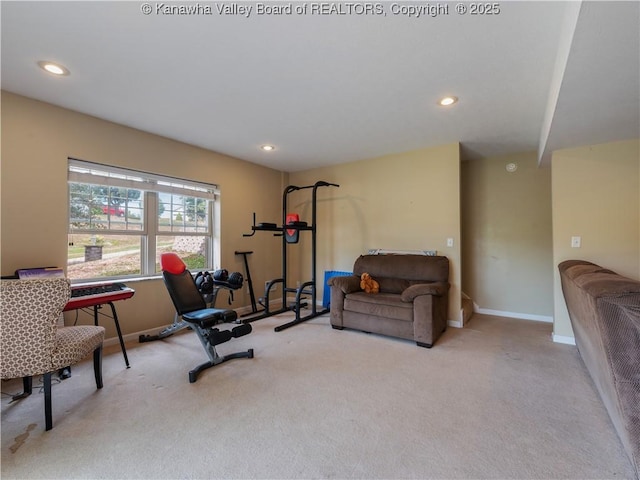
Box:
447, 238, 454, 247
571, 236, 581, 248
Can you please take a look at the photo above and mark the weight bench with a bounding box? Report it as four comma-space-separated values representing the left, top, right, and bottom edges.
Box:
140, 266, 243, 342
156, 253, 254, 383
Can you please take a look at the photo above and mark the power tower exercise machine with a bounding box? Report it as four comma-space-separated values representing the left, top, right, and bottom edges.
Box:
242, 180, 339, 331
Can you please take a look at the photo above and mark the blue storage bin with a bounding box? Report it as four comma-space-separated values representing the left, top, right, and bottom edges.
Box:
323, 270, 353, 308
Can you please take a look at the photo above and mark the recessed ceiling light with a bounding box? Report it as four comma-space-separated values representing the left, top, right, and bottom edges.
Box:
438, 96, 458, 106
37, 61, 70, 76
260, 145, 275, 152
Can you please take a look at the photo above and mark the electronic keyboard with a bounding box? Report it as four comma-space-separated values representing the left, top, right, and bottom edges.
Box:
64, 282, 135, 311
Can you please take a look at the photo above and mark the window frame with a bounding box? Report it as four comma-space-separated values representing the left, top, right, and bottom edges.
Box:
67, 158, 219, 282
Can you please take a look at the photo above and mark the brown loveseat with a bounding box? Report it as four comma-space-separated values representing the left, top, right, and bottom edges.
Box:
559, 260, 640, 478
328, 254, 449, 347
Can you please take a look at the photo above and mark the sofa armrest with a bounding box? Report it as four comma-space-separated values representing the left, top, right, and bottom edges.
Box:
328, 275, 361, 294
401, 282, 449, 302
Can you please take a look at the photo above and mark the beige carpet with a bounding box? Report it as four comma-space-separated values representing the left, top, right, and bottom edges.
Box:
1, 313, 636, 479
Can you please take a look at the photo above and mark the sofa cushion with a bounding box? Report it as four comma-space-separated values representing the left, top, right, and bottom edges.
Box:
561, 261, 600, 279
344, 292, 413, 322
328, 275, 361, 294
575, 273, 640, 298
569, 265, 617, 279
375, 277, 411, 294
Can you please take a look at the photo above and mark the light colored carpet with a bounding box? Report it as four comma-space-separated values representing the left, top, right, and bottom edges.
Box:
1, 313, 636, 479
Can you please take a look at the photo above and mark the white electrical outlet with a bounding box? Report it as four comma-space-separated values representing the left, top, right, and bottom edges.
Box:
571, 236, 581, 248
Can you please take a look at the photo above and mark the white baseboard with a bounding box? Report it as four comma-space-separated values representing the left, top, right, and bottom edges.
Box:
552, 334, 576, 345
473, 303, 553, 323
447, 308, 465, 328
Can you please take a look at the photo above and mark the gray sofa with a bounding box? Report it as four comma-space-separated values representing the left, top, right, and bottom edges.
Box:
559, 260, 640, 478
328, 254, 449, 347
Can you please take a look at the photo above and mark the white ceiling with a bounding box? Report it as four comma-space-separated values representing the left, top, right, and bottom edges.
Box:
1, 1, 638, 172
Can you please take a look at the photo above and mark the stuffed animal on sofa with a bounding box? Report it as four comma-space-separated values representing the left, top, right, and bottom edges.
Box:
360, 272, 380, 294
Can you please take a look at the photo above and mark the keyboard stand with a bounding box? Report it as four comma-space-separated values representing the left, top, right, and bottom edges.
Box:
75, 302, 130, 368
94, 302, 130, 368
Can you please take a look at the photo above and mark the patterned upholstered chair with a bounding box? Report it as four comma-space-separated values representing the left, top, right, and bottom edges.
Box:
0, 278, 105, 431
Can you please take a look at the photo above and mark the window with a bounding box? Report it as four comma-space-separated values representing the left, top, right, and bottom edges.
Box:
68, 159, 219, 281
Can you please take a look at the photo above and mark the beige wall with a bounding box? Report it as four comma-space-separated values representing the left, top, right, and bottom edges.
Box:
551, 139, 640, 339
1, 91, 284, 339
461, 152, 553, 318
8, 89, 634, 344
289, 143, 463, 323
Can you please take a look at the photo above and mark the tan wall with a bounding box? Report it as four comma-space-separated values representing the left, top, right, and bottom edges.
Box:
461, 152, 553, 318
288, 143, 463, 323
552, 139, 640, 339
1, 91, 284, 339
11, 88, 634, 343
